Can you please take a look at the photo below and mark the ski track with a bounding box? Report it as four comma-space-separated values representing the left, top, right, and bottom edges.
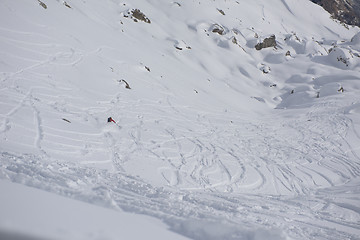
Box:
1, 72, 360, 238
1, 151, 359, 240
1, 93, 360, 239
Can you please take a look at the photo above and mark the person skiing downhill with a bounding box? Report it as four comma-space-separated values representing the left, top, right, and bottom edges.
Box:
108, 117, 116, 123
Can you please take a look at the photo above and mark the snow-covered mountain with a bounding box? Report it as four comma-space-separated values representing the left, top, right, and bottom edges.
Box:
1, 0, 360, 239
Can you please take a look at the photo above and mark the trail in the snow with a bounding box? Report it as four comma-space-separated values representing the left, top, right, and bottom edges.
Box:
1, 149, 359, 240
101, 95, 360, 195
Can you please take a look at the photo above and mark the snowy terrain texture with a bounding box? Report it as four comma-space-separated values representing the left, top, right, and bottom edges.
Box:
1, 0, 360, 239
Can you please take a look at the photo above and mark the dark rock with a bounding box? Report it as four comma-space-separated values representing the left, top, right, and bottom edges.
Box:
126, 9, 151, 24
217, 9, 225, 15
64, 1, 71, 8
255, 35, 277, 50
38, 0, 47, 9
211, 24, 226, 35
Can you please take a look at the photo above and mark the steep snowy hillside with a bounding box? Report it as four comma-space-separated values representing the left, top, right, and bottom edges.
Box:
1, 0, 360, 239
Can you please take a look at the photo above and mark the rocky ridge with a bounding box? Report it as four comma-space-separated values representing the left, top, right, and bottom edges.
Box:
311, 0, 360, 27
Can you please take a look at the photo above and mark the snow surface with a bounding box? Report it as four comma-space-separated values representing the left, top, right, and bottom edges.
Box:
0, 180, 189, 240
0, 0, 360, 239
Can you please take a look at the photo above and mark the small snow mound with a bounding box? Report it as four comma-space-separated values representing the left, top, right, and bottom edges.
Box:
284, 33, 306, 54
350, 32, 360, 45
312, 47, 354, 69
327, 47, 350, 67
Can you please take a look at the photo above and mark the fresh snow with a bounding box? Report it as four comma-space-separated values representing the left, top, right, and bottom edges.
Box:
0, 0, 360, 239
0, 180, 190, 240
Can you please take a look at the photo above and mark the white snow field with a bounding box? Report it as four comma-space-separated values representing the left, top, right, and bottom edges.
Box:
1, 0, 360, 239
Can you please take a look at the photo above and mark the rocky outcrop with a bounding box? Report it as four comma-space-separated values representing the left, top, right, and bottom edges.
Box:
124, 9, 151, 23
210, 24, 226, 35
310, 0, 360, 27
255, 35, 277, 50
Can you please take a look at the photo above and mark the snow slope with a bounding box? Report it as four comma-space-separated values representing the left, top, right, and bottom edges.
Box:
1, 0, 360, 239
0, 180, 189, 240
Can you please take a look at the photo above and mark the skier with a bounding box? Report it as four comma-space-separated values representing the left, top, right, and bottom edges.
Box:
107, 117, 116, 123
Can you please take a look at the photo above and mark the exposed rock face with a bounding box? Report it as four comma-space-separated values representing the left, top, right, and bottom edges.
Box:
124, 9, 151, 23
131, 9, 151, 23
255, 35, 277, 50
310, 0, 360, 27
210, 24, 226, 35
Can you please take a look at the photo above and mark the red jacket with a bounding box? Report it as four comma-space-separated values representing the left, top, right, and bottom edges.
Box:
108, 117, 116, 123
